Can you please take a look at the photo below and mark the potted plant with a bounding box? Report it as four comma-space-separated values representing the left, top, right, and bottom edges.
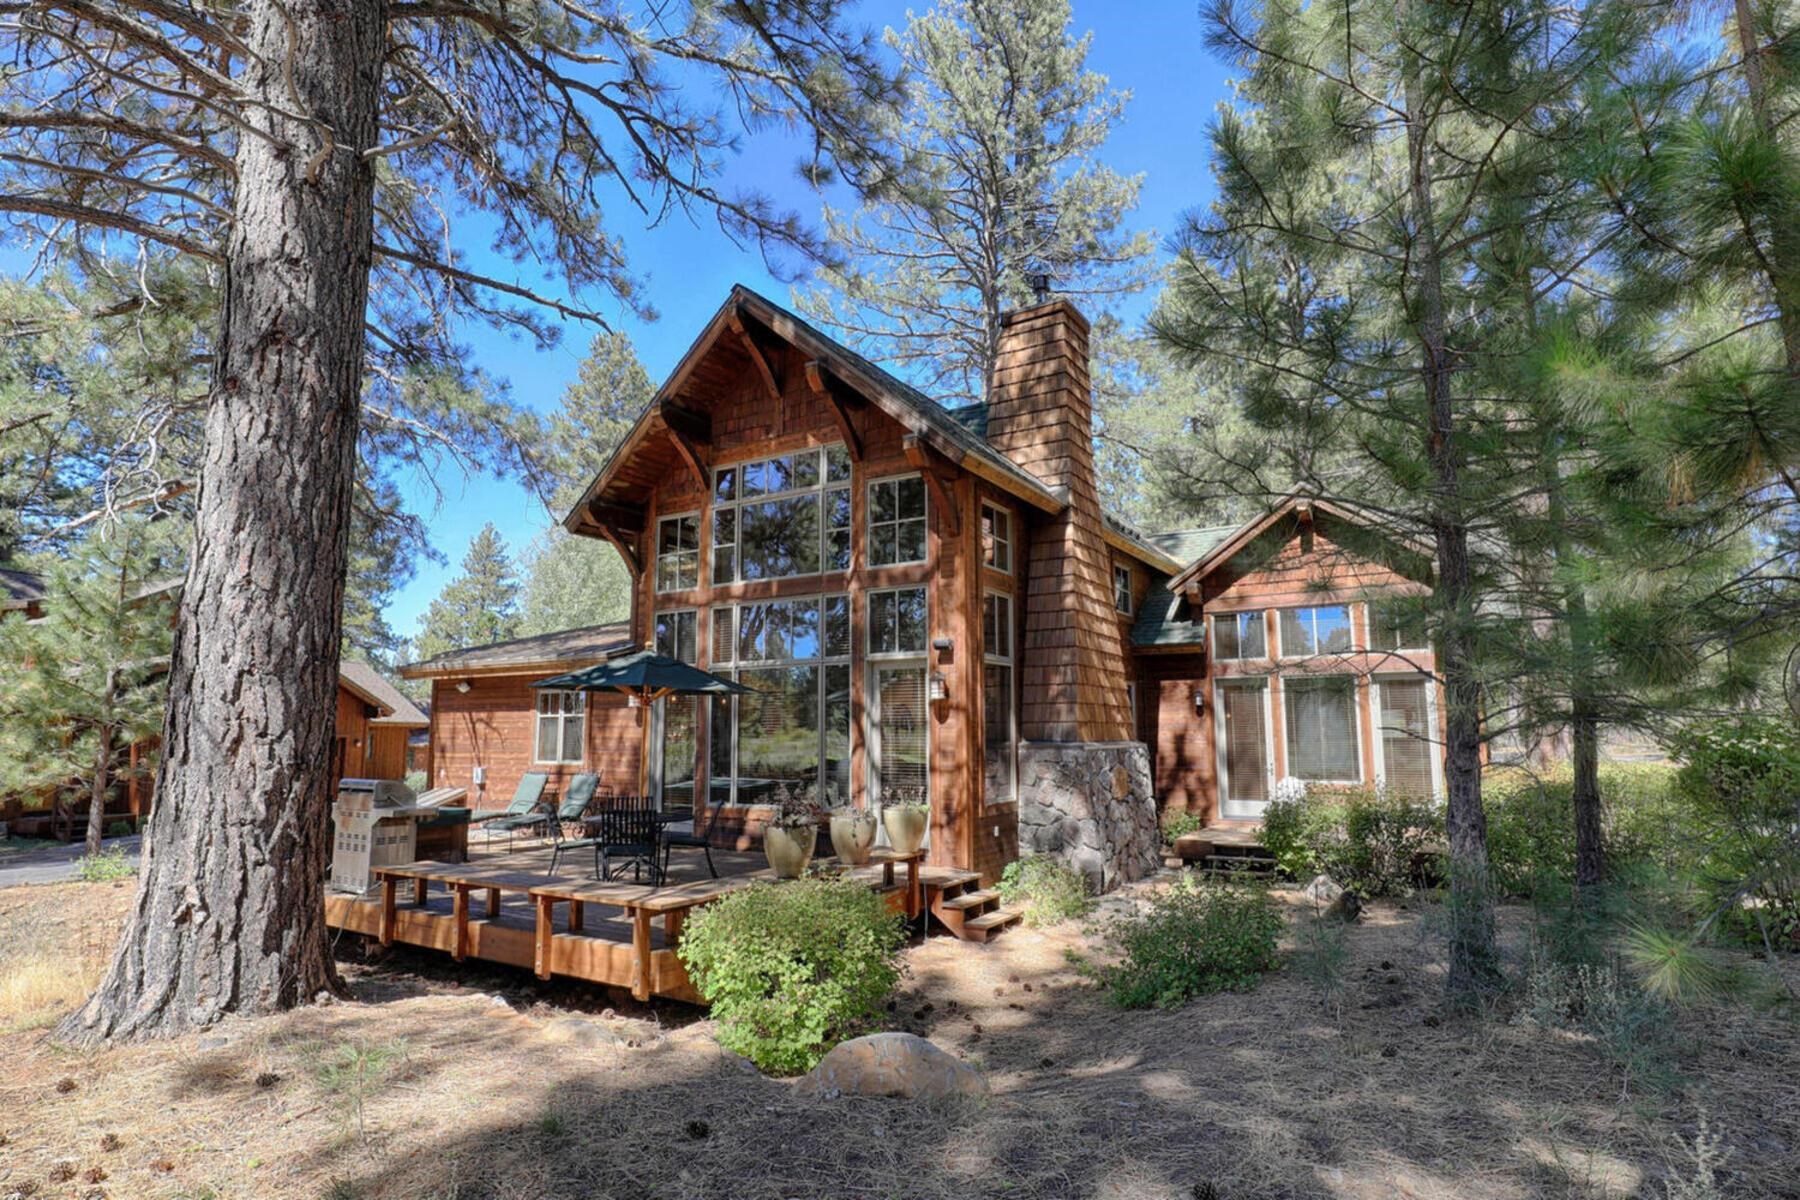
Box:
762, 784, 822, 879
881, 786, 929, 855
828, 797, 877, 865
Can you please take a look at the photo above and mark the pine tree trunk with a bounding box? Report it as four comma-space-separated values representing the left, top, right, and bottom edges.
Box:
1733, 0, 1800, 372
1570, 696, 1604, 891
58, 0, 386, 1046
1404, 59, 1499, 1007
85, 708, 112, 858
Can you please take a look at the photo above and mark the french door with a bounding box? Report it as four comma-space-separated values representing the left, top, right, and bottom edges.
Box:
868, 662, 929, 846
1216, 680, 1272, 818
1373, 676, 1440, 800
650, 695, 698, 810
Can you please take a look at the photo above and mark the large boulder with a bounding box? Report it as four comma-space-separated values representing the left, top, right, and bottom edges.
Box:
809, 1033, 988, 1101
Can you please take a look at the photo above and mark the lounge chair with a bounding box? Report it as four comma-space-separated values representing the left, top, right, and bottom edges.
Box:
470, 772, 550, 851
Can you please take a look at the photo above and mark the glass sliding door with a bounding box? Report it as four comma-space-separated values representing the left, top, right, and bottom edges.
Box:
1375, 677, 1438, 799
1217, 681, 1271, 818
869, 662, 929, 841
653, 609, 698, 809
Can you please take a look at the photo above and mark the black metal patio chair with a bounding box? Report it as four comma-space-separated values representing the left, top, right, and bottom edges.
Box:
591, 795, 662, 884
659, 807, 717, 879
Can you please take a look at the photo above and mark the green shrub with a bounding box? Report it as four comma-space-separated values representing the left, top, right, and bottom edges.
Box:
1261, 787, 1441, 896
678, 877, 905, 1074
997, 857, 1093, 926
1485, 762, 1689, 897
1101, 876, 1282, 1009
105, 819, 134, 838
76, 846, 135, 883
1259, 795, 1315, 878
1670, 718, 1800, 948
403, 770, 428, 793
1160, 809, 1205, 846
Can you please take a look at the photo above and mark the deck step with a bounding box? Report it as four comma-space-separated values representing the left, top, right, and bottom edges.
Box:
924, 868, 983, 890
941, 888, 999, 912
962, 908, 1023, 942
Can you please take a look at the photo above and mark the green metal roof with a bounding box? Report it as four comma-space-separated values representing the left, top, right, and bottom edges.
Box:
1130, 526, 1237, 649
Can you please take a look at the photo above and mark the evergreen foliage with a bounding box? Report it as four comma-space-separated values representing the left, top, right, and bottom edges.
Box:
0, 521, 174, 853
409, 525, 521, 664
798, 0, 1153, 403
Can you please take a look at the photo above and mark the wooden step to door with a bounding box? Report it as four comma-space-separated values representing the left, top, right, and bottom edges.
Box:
941, 888, 1000, 912
963, 908, 1023, 942
922, 872, 1021, 941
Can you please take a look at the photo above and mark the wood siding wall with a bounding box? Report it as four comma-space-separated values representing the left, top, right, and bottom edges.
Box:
984, 302, 1133, 743
1143, 512, 1441, 824
429, 675, 641, 811
619, 338, 997, 873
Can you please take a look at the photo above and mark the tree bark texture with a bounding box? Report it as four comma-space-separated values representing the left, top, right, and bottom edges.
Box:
60, 0, 387, 1044
1570, 698, 1604, 891
1403, 63, 1500, 1006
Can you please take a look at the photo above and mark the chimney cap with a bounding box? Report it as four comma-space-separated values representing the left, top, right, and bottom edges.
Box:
1026, 272, 1052, 304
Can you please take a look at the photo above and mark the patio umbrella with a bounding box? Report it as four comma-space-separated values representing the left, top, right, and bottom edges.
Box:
531, 651, 753, 721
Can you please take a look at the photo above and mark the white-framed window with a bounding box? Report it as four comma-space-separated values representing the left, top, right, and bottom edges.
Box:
1369, 600, 1430, 653
1373, 674, 1440, 799
534, 690, 586, 764
1113, 564, 1133, 614
1212, 610, 1266, 660
710, 444, 852, 584
868, 585, 930, 821
982, 591, 1016, 806
868, 585, 928, 656
980, 502, 1012, 573
1281, 676, 1362, 783
707, 592, 851, 807
654, 608, 698, 663
655, 513, 700, 592
868, 474, 928, 567
1126, 680, 1138, 734
1278, 604, 1353, 658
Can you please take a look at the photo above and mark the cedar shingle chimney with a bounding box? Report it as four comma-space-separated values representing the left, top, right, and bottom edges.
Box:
984, 300, 1133, 743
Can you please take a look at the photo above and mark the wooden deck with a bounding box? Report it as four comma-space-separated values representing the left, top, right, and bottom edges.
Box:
324, 843, 930, 1004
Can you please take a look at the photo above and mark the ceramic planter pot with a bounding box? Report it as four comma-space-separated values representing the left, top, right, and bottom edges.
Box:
763, 823, 816, 879
829, 810, 877, 865
882, 806, 928, 855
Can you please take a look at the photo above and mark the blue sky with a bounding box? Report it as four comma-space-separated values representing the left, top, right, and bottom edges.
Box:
386, 0, 1235, 642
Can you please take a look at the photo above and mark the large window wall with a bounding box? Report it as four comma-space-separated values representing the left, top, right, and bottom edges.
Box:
711, 446, 852, 583
1208, 601, 1440, 810
707, 594, 852, 807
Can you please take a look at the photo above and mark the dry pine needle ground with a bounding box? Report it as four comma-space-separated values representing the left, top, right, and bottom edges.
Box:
0, 877, 1795, 1200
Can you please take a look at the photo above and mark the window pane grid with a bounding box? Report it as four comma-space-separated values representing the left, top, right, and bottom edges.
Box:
981, 503, 1011, 573
534, 689, 585, 764
1279, 605, 1353, 657
709, 445, 847, 585
868, 476, 927, 567
656, 514, 699, 593
1214, 610, 1266, 660
709, 592, 850, 808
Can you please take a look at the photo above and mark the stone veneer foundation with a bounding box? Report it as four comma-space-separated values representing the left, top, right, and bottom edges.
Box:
1015, 741, 1161, 892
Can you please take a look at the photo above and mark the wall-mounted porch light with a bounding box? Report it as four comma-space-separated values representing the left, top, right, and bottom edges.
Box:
1193, 689, 1205, 715
928, 671, 949, 703
455, 679, 473, 694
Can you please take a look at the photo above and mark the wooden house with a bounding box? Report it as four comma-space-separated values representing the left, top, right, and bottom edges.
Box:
403, 287, 1446, 888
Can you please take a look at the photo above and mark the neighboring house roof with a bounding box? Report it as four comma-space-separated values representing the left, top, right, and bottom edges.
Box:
1164, 491, 1434, 595
1, 566, 45, 611
1130, 579, 1194, 650
400, 621, 635, 679
339, 660, 430, 727
1146, 525, 1239, 566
